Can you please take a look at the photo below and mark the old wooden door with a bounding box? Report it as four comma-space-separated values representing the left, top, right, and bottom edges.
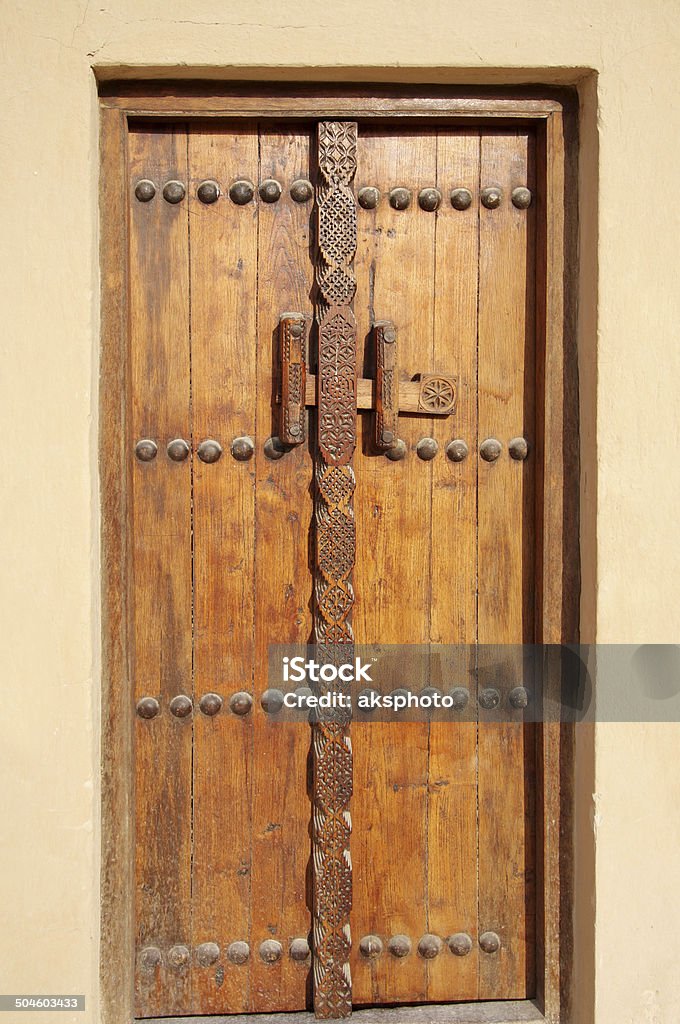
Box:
128, 114, 541, 1018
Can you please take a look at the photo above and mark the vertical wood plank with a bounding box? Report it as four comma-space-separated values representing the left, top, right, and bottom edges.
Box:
188, 124, 259, 1014
128, 124, 193, 1017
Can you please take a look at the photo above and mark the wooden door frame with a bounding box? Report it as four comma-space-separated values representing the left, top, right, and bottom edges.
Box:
99, 83, 579, 1024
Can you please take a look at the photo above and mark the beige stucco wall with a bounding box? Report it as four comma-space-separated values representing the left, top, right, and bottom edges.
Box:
2, 1, 679, 1022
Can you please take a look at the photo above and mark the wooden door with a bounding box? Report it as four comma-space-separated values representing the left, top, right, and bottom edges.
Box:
128, 117, 539, 1018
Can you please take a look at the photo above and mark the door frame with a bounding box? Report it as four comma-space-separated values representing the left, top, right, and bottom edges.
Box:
99, 83, 579, 1024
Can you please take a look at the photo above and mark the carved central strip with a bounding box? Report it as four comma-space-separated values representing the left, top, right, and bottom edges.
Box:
312, 120, 358, 1021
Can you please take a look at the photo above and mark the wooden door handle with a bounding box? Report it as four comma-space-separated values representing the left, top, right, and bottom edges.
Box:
278, 312, 310, 445
373, 320, 399, 450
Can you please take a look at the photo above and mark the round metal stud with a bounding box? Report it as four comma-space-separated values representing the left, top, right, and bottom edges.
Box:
290, 938, 311, 961
479, 931, 501, 954
197, 179, 220, 204
168, 944, 191, 968
230, 691, 253, 716
196, 941, 220, 967
163, 180, 186, 204
359, 935, 384, 959
259, 179, 283, 203
509, 436, 529, 461
227, 941, 250, 965
421, 686, 442, 701
358, 186, 380, 210
169, 695, 193, 718
259, 939, 283, 963
290, 179, 314, 203
199, 692, 223, 717
480, 438, 502, 462
388, 934, 412, 958
447, 932, 473, 957
418, 934, 443, 959
167, 438, 190, 462
479, 688, 500, 710
418, 187, 441, 212
357, 687, 379, 711
449, 687, 470, 711
231, 436, 255, 461
139, 946, 162, 971
416, 437, 439, 461
446, 439, 469, 463
229, 179, 255, 205
385, 439, 407, 461
134, 179, 156, 202
389, 187, 412, 211
135, 439, 158, 462
197, 439, 222, 464
511, 186, 532, 210
383, 327, 397, 343
509, 686, 529, 709
264, 436, 287, 461
261, 689, 284, 714
136, 697, 160, 720
481, 186, 502, 209
450, 187, 473, 210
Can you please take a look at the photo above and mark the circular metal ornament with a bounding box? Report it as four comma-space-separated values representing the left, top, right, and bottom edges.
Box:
167, 438, 190, 462
446, 439, 469, 463
418, 934, 443, 959
418, 187, 441, 212
358, 186, 380, 210
450, 187, 473, 210
385, 438, 407, 461
449, 687, 470, 711
359, 934, 384, 959
509, 436, 529, 461
230, 691, 253, 716
231, 436, 255, 461
290, 937, 311, 961
416, 437, 439, 461
480, 438, 502, 462
168, 944, 191, 968
290, 178, 314, 203
139, 946, 162, 971
447, 932, 473, 957
134, 179, 156, 202
170, 694, 193, 718
264, 436, 287, 461
259, 939, 283, 963
509, 685, 529, 709
511, 186, 532, 210
227, 941, 250, 965
199, 692, 223, 717
196, 941, 220, 967
479, 931, 501, 954
357, 687, 379, 711
135, 439, 158, 462
481, 186, 502, 209
197, 439, 222, 464
260, 689, 284, 714
259, 179, 283, 203
388, 934, 412, 958
197, 179, 220, 204
163, 180, 186, 204
479, 688, 500, 710
389, 187, 412, 210
136, 696, 160, 720
229, 179, 255, 205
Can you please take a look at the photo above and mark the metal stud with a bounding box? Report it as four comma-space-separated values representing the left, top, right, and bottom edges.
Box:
197, 439, 222, 464
418, 187, 441, 212
358, 186, 380, 210
449, 687, 470, 711
509, 436, 529, 461
259, 179, 282, 203
357, 687, 379, 711
260, 689, 284, 714
167, 438, 190, 462
416, 437, 439, 461
478, 688, 500, 710
446, 439, 469, 462
480, 438, 502, 462
388, 934, 412, 958
163, 180, 186, 204
450, 187, 473, 210
509, 686, 529, 709
479, 931, 501, 954
290, 179, 314, 203
199, 692, 223, 717
229, 179, 255, 205
168, 945, 191, 968
134, 179, 156, 202
136, 697, 160, 720
359, 935, 384, 959
511, 186, 532, 210
230, 691, 253, 716
170, 695, 193, 718
197, 180, 220, 204
259, 939, 283, 963
135, 439, 157, 462
418, 934, 443, 959
481, 186, 502, 209
389, 187, 412, 210
227, 941, 250, 965
264, 436, 287, 461
290, 938, 311, 961
138, 946, 162, 971
231, 436, 255, 461
385, 438, 407, 461
196, 941, 220, 967
447, 932, 473, 957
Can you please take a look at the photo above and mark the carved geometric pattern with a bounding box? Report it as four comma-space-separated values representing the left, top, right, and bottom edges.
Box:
279, 314, 308, 444
418, 374, 457, 415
